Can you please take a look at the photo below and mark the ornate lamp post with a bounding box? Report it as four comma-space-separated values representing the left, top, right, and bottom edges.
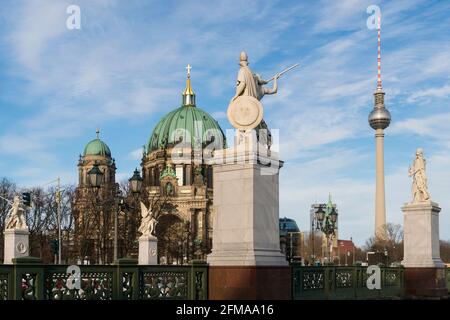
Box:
114, 188, 124, 262
315, 204, 338, 264
127, 168, 143, 260
129, 168, 143, 194
87, 163, 104, 188
86, 163, 103, 263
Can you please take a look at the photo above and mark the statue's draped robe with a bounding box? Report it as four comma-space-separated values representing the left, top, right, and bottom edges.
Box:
412, 157, 429, 201
237, 66, 259, 100
235, 65, 273, 147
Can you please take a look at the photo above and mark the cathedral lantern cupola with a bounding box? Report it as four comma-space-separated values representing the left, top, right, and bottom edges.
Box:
182, 64, 195, 106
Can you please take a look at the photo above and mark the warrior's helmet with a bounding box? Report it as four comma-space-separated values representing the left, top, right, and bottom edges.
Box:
240, 51, 248, 62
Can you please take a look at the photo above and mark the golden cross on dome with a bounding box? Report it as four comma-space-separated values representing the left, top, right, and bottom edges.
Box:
186, 64, 191, 78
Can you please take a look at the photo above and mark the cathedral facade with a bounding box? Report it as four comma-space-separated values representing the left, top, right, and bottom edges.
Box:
72, 69, 226, 264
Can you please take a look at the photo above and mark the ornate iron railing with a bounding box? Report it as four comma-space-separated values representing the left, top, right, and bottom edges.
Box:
0, 265, 12, 300
446, 267, 450, 293
292, 265, 404, 300
0, 258, 207, 300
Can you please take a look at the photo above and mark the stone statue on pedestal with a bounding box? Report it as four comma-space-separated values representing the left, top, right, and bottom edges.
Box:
408, 148, 431, 203
4, 195, 30, 264
139, 201, 157, 237
138, 202, 158, 265
402, 148, 446, 297
5, 196, 28, 230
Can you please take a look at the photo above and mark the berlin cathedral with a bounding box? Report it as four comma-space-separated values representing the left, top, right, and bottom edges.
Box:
72, 68, 226, 265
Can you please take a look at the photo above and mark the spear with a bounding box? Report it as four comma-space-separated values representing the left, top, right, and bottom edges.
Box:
266, 63, 300, 82
0, 194, 13, 205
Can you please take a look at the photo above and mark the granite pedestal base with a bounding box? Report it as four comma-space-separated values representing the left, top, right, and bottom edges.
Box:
208, 266, 291, 300
404, 268, 447, 298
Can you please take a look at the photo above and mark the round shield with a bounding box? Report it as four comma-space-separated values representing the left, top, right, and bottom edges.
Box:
227, 96, 264, 130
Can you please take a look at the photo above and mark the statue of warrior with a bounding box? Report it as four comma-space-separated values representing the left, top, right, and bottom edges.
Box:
5, 195, 28, 230
409, 148, 431, 203
231, 51, 280, 102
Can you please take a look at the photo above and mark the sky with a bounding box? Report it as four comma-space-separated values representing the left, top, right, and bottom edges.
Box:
0, 0, 449, 246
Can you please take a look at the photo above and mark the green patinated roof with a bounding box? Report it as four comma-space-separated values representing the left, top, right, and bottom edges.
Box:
148, 105, 226, 152
83, 138, 111, 157
326, 194, 333, 214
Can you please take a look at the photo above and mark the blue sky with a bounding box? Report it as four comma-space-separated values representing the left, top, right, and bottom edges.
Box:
0, 0, 449, 245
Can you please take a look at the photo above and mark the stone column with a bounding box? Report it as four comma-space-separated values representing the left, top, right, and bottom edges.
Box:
401, 201, 447, 297
138, 235, 157, 265
4, 229, 30, 264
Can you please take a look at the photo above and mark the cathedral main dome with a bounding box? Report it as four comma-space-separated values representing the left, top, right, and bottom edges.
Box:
147, 68, 225, 152
148, 105, 225, 152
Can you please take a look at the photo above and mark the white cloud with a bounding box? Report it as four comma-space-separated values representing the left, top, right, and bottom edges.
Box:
407, 85, 450, 103
129, 148, 143, 161
390, 113, 450, 143
8, 0, 68, 71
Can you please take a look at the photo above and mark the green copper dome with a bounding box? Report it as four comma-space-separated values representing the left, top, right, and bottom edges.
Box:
148, 105, 226, 152
148, 67, 226, 152
83, 130, 112, 157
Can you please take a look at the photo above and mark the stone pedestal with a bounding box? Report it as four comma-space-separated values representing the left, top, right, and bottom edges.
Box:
209, 266, 291, 300
4, 228, 29, 264
207, 137, 287, 267
138, 235, 158, 265
206, 135, 289, 299
401, 201, 447, 297
402, 201, 444, 268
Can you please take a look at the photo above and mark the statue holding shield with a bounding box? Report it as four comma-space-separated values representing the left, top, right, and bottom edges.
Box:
227, 52, 298, 134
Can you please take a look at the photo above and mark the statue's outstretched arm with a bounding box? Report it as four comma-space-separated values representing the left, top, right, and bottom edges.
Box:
255, 74, 268, 85
263, 75, 279, 95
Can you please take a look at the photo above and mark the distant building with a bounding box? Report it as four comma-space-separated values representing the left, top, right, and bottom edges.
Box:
336, 239, 355, 266
279, 217, 303, 262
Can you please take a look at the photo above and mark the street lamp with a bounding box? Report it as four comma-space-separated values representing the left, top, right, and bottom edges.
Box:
315, 204, 338, 264
114, 188, 124, 263
129, 168, 143, 194
87, 163, 104, 188
315, 205, 325, 223
330, 207, 338, 223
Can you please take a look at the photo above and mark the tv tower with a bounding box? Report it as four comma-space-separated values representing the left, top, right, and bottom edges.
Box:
368, 14, 391, 239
